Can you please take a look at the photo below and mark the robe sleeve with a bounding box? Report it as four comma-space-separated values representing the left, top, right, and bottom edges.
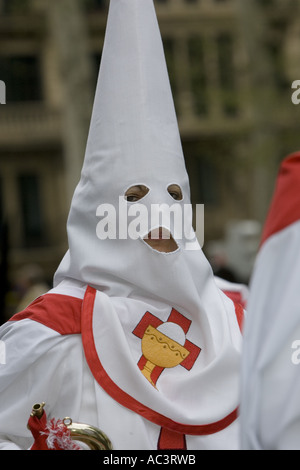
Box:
0, 318, 84, 450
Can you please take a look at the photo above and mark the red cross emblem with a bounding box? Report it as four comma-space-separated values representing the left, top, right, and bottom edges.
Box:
132, 308, 201, 388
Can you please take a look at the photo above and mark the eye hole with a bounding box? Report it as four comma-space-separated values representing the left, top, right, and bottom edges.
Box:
167, 184, 183, 201
124, 185, 149, 202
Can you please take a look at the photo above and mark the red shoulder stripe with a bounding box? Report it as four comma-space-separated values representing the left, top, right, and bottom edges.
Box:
234, 302, 244, 332
9, 293, 82, 335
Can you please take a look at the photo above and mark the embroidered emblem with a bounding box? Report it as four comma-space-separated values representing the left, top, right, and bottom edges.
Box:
133, 308, 201, 388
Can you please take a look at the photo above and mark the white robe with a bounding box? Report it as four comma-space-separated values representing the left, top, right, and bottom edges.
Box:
240, 152, 300, 449
0, 280, 242, 450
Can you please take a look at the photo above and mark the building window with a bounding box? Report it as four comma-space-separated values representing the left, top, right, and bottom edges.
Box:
256, 0, 274, 5
0, 0, 30, 14
267, 42, 289, 91
0, 176, 8, 324
18, 174, 46, 248
0, 56, 42, 103
188, 36, 208, 116
163, 38, 179, 114
84, 0, 108, 11
194, 158, 219, 205
216, 34, 238, 116
184, 148, 219, 206
0, 177, 3, 226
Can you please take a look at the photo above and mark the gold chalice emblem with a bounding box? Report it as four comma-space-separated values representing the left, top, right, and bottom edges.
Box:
141, 324, 190, 388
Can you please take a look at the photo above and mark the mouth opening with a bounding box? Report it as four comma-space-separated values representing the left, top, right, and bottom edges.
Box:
143, 227, 178, 253
144, 227, 171, 240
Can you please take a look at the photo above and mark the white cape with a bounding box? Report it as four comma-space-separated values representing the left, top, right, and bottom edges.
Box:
0, 279, 242, 450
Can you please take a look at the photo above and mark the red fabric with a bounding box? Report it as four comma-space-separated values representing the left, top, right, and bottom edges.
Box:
28, 412, 50, 450
9, 293, 82, 335
81, 286, 239, 436
260, 151, 300, 247
158, 427, 186, 450
28, 412, 81, 450
234, 302, 244, 333
223, 290, 246, 310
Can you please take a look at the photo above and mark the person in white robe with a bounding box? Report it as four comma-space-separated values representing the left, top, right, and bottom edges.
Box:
0, 0, 244, 450
240, 151, 300, 450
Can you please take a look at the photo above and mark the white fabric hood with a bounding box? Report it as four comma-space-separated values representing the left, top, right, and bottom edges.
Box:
54, 0, 194, 301
53, 0, 242, 441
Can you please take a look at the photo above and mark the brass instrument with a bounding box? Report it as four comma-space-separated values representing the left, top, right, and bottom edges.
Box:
63, 417, 113, 450
30, 402, 113, 450
31, 402, 46, 419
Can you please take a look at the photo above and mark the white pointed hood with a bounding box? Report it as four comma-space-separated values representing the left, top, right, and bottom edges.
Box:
54, 0, 192, 299
53, 0, 243, 447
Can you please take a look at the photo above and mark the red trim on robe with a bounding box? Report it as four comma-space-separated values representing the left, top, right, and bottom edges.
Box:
260, 152, 300, 247
158, 427, 187, 450
81, 285, 239, 437
234, 301, 244, 332
9, 286, 243, 441
223, 290, 246, 310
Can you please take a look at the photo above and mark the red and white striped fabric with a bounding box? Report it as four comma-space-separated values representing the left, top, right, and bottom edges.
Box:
240, 151, 300, 449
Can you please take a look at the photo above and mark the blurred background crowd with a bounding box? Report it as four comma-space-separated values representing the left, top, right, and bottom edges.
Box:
1, 0, 300, 324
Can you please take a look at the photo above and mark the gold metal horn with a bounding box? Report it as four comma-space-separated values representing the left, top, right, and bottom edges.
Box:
30, 402, 46, 419
63, 417, 113, 450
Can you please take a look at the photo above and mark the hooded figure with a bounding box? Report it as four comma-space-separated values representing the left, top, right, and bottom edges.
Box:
0, 0, 243, 450
240, 152, 300, 450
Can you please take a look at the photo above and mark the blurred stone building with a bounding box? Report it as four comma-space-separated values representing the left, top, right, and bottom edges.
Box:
0, 0, 300, 314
